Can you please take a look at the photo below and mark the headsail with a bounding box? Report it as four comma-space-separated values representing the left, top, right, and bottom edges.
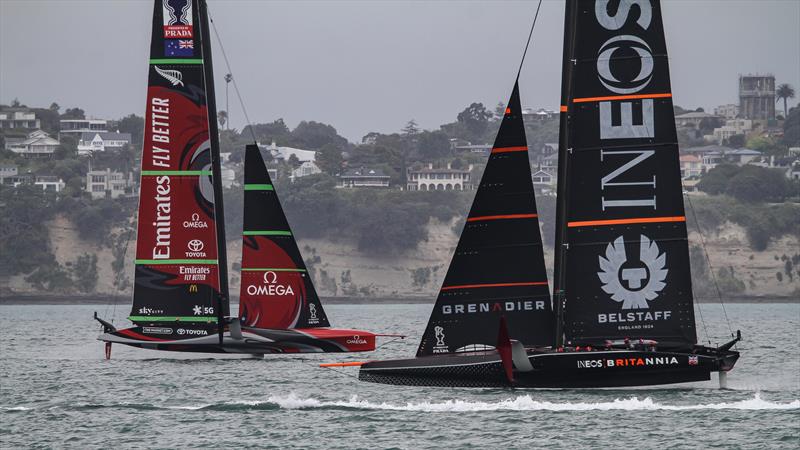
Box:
416, 82, 553, 356
130, 0, 228, 325
556, 0, 696, 347
238, 144, 330, 329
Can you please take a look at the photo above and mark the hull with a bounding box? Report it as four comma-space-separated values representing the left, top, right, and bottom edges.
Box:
359, 347, 740, 388
99, 325, 376, 354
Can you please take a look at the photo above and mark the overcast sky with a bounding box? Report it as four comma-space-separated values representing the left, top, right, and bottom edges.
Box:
1, 0, 798, 142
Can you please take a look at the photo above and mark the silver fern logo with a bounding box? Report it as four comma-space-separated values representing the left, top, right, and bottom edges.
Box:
598, 235, 667, 309
154, 66, 184, 87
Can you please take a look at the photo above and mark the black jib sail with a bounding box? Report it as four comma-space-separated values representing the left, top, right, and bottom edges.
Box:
130, 0, 229, 326
238, 144, 330, 329
416, 81, 553, 356
556, 0, 696, 347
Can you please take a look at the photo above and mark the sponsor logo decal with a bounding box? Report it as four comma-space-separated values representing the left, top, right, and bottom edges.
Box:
162, 0, 193, 38
442, 300, 545, 315
596, 35, 653, 95
183, 213, 208, 229
432, 326, 448, 353
143, 327, 173, 335
597, 234, 671, 328
177, 328, 208, 336
245, 271, 295, 296
186, 239, 206, 258
181, 266, 210, 281
598, 234, 667, 309
688, 355, 699, 366
346, 335, 368, 345
192, 305, 214, 315
149, 96, 172, 259
577, 356, 679, 368
307, 303, 320, 325
138, 307, 164, 315
154, 66, 184, 87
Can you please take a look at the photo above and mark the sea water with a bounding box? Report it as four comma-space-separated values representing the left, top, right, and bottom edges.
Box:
1, 303, 798, 449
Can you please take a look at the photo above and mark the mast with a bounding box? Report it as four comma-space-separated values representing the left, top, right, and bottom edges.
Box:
198, 0, 230, 318
553, 0, 577, 348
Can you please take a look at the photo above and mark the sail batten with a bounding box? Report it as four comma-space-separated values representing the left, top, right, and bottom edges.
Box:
556, 0, 696, 347
416, 82, 554, 356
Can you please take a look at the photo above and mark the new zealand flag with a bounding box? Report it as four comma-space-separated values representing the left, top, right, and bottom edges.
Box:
165, 39, 194, 57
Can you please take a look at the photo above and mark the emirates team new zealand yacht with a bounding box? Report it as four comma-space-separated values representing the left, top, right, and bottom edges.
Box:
95, 0, 383, 356
358, 0, 741, 388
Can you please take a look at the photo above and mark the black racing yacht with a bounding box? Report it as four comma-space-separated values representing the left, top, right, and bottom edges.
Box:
357, 0, 740, 387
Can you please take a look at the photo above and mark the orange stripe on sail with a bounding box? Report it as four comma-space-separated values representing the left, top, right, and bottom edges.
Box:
492, 146, 528, 154
441, 281, 548, 291
319, 362, 365, 368
466, 213, 538, 222
560, 105, 568, 112
572, 93, 672, 103
567, 216, 686, 227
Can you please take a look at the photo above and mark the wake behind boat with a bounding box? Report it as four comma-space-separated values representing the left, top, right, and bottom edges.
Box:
358, 0, 741, 388
95, 0, 388, 356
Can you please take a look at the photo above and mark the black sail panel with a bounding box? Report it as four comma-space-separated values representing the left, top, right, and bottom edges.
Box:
417, 82, 554, 356
238, 145, 330, 329
560, 0, 696, 347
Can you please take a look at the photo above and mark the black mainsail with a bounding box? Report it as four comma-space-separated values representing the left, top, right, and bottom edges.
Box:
556, 0, 696, 348
130, 0, 228, 327
238, 144, 331, 329
416, 81, 553, 356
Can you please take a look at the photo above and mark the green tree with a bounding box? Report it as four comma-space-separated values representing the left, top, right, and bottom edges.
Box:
217, 110, 228, 129
417, 130, 450, 160
776, 83, 795, 119
73, 253, 99, 293
243, 119, 291, 145
402, 119, 420, 136
457, 102, 492, 138
316, 143, 344, 175
783, 107, 800, 147
60, 107, 85, 120
696, 164, 740, 195
725, 134, 746, 148
290, 121, 348, 150
115, 114, 145, 145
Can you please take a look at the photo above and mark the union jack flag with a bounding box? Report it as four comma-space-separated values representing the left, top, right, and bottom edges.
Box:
688, 355, 699, 366
179, 40, 194, 49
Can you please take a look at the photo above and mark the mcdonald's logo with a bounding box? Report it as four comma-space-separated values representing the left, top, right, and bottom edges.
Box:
189, 284, 198, 293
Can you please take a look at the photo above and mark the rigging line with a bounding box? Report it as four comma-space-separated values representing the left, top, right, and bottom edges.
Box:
208, 9, 258, 146
375, 336, 406, 351
516, 0, 544, 80
685, 193, 735, 342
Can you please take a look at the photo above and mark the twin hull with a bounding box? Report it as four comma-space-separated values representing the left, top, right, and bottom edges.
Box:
359, 349, 740, 388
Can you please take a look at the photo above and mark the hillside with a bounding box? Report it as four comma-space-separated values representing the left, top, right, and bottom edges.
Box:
2, 215, 797, 301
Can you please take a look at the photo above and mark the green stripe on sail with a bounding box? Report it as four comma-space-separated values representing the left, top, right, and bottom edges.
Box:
244, 184, 274, 191
135, 259, 218, 265
128, 316, 218, 323
149, 58, 203, 65
241, 268, 307, 272
242, 230, 292, 236
141, 170, 212, 176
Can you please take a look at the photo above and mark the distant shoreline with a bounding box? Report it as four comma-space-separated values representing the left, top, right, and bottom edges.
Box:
0, 294, 797, 305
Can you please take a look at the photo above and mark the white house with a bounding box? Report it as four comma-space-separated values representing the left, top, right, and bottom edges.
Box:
5, 130, 60, 157
77, 132, 132, 155
59, 119, 108, 139
259, 141, 316, 163
338, 167, 390, 188
531, 169, 555, 186
0, 111, 40, 130
406, 163, 473, 191
86, 168, 131, 199
290, 161, 321, 182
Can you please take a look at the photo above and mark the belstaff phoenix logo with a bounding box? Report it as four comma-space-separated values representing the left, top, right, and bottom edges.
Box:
598, 235, 667, 309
